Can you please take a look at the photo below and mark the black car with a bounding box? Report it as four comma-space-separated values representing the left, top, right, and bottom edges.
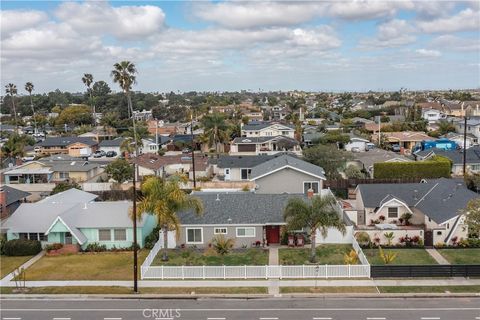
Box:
106, 151, 117, 157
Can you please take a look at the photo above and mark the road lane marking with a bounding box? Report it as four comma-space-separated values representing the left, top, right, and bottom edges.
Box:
3, 318, 22, 320
421, 318, 440, 320
207, 318, 226, 320
367, 318, 386, 320
2, 308, 479, 312
53, 318, 71, 320
104, 318, 122, 320
313, 318, 332, 320
259, 318, 279, 320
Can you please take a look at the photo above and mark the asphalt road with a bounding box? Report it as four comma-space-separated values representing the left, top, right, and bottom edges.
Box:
1, 297, 479, 320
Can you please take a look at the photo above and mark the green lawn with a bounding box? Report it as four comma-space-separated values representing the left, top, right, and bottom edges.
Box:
0, 255, 34, 278
279, 244, 354, 265
363, 249, 438, 265
152, 248, 268, 266
23, 250, 148, 280
437, 249, 480, 264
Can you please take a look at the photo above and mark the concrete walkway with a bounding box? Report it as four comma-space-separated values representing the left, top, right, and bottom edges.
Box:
268, 246, 279, 265
267, 247, 280, 295
1, 251, 45, 283
426, 248, 451, 265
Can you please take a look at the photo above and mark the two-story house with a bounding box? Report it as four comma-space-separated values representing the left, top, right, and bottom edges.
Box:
35, 137, 98, 157
241, 122, 295, 139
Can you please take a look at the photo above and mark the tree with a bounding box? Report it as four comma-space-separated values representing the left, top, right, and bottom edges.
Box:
0, 134, 30, 165
462, 198, 480, 238
437, 120, 456, 135
82, 73, 95, 125
5, 83, 18, 130
465, 173, 480, 193
303, 145, 353, 180
136, 176, 203, 261
55, 105, 93, 127
284, 195, 346, 262
24, 82, 37, 133
111, 61, 136, 119
201, 112, 229, 157
384, 232, 395, 247
51, 181, 81, 195
345, 165, 365, 179
105, 159, 134, 183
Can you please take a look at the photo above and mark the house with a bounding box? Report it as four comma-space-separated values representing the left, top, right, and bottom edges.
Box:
443, 132, 478, 149
421, 108, 446, 124
345, 136, 370, 152
1, 188, 157, 249
3, 156, 104, 184
213, 154, 282, 181
78, 128, 116, 142
131, 153, 210, 179
440, 99, 480, 117
375, 131, 434, 155
414, 146, 480, 176
98, 137, 126, 156
250, 154, 326, 194
0, 185, 30, 219
347, 148, 412, 178
230, 136, 301, 156
349, 178, 478, 246
241, 122, 295, 139
132, 109, 153, 121
302, 128, 324, 146
35, 137, 98, 157
455, 117, 480, 140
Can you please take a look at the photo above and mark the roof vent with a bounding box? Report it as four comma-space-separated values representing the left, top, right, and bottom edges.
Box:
215, 194, 220, 201
83, 203, 88, 210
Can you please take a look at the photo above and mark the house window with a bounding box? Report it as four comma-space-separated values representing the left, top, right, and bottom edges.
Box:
28, 233, 38, 241
236, 227, 255, 237
437, 231, 442, 236
303, 182, 319, 194
388, 207, 398, 218
98, 229, 111, 241
19, 233, 28, 240
186, 228, 203, 244
39, 233, 48, 241
241, 168, 252, 180
114, 229, 127, 241
214, 227, 227, 235
58, 172, 69, 179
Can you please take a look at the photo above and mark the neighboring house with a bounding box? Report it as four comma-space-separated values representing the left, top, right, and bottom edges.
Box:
414, 146, 480, 176
302, 129, 324, 146
98, 137, 126, 156
345, 136, 370, 152
349, 178, 478, 246
139, 136, 170, 154
271, 106, 289, 120
230, 136, 301, 156
241, 122, 295, 139
440, 99, 480, 117
375, 131, 434, 155
1, 188, 156, 249
443, 132, 478, 149
421, 108, 446, 123
132, 109, 153, 121
3, 157, 103, 184
455, 117, 480, 140
250, 154, 326, 194
78, 128, 116, 142
131, 153, 210, 179
347, 148, 412, 178
214, 154, 282, 181
0, 185, 30, 219
35, 137, 98, 157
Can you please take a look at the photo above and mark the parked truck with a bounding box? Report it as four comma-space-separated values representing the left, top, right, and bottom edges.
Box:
413, 139, 459, 153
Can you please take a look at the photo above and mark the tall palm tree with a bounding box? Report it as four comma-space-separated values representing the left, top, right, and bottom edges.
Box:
5, 83, 18, 131
1, 134, 27, 165
81, 73, 95, 126
284, 195, 346, 263
201, 112, 229, 158
136, 176, 203, 261
24, 82, 37, 134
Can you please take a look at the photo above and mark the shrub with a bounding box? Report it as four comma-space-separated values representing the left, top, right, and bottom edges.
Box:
378, 246, 397, 264
212, 235, 235, 255
85, 242, 107, 252
384, 232, 395, 246
144, 226, 161, 249
0, 234, 6, 255
242, 185, 250, 192
355, 232, 371, 246
3, 239, 42, 256
401, 212, 413, 225
344, 249, 359, 264
45, 243, 63, 252
373, 156, 451, 179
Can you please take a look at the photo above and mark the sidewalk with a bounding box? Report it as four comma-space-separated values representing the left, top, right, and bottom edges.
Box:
1, 251, 45, 283
426, 248, 451, 265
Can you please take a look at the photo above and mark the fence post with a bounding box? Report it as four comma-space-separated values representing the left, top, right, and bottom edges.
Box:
223, 265, 226, 280
279, 266, 282, 280
265, 265, 268, 279
244, 265, 247, 279
182, 265, 184, 280
203, 265, 205, 280
348, 264, 351, 278
161, 265, 164, 280
325, 265, 328, 279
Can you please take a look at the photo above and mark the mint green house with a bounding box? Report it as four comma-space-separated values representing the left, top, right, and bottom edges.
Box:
1, 189, 157, 249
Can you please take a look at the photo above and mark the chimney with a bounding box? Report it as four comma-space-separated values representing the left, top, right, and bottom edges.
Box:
307, 188, 314, 199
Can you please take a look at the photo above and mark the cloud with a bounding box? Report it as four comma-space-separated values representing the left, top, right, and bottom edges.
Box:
55, 1, 166, 40
325, 1, 414, 20
0, 10, 49, 37
415, 49, 441, 57
417, 8, 480, 33
358, 19, 416, 48
429, 35, 480, 52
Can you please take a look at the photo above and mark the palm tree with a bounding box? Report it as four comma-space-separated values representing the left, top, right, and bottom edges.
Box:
24, 82, 37, 134
5, 83, 18, 130
1, 134, 27, 165
136, 176, 203, 261
201, 112, 229, 158
284, 195, 346, 263
81, 73, 95, 126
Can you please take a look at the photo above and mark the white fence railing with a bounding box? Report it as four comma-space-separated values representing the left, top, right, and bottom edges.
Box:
352, 237, 370, 266
141, 264, 370, 280
140, 238, 163, 279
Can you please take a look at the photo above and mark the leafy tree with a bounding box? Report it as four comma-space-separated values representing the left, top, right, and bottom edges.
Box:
464, 173, 480, 193
0, 134, 34, 165
55, 105, 93, 127
136, 176, 203, 261
201, 112, 229, 158
105, 159, 134, 183
345, 165, 365, 179
51, 181, 82, 195
437, 120, 456, 135
316, 131, 350, 146
303, 145, 353, 180
284, 195, 345, 262
462, 198, 480, 238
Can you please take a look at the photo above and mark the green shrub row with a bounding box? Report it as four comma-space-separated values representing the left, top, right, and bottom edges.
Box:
3, 239, 42, 256
373, 156, 452, 179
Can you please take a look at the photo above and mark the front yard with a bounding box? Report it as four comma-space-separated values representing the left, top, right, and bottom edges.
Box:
152, 248, 268, 266
437, 248, 480, 264
279, 244, 354, 265
363, 248, 438, 265
21, 250, 148, 281
1, 255, 34, 278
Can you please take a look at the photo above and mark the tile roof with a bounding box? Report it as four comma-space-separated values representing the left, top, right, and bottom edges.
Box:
382, 131, 434, 142
131, 154, 208, 171
250, 154, 325, 180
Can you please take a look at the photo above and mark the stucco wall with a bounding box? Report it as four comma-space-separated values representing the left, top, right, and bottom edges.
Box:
254, 168, 323, 194
179, 225, 264, 249
355, 228, 424, 246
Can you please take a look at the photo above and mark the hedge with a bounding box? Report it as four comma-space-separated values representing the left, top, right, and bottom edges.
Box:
3, 239, 42, 256
373, 156, 452, 179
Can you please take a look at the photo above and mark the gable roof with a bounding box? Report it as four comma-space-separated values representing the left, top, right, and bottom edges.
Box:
178, 193, 307, 225
242, 122, 294, 131
3, 186, 30, 206
358, 178, 479, 223
36, 137, 98, 147
38, 188, 98, 204
215, 154, 290, 169
99, 137, 126, 147
416, 147, 480, 165
250, 154, 325, 180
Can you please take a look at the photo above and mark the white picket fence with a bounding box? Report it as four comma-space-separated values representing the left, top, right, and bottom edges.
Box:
352, 237, 370, 266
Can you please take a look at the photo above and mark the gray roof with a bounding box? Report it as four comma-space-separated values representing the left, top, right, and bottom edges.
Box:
353, 148, 411, 169
3, 186, 30, 206
233, 136, 299, 144
215, 154, 288, 168
36, 137, 98, 147
250, 154, 325, 180
242, 122, 294, 131
178, 193, 307, 225
46, 160, 101, 172
358, 178, 479, 223
416, 147, 480, 165
99, 137, 126, 147
38, 188, 98, 204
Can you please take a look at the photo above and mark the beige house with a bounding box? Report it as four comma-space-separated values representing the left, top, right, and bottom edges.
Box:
35, 137, 98, 157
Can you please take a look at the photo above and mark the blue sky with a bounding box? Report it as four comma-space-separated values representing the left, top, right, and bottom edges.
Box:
1, 1, 479, 93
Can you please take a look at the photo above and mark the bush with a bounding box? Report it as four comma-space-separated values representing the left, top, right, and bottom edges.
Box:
45, 243, 63, 252
355, 232, 371, 246
373, 156, 451, 179
212, 235, 235, 255
3, 239, 42, 256
0, 234, 6, 255
84, 242, 107, 252
144, 226, 161, 249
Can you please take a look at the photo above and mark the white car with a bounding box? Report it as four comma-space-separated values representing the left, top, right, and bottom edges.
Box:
22, 156, 35, 162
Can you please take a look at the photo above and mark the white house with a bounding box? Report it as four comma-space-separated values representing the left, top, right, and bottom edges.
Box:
345, 137, 370, 152
421, 108, 446, 123
241, 122, 295, 139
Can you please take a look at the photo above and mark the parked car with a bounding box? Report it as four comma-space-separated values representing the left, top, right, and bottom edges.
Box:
93, 150, 106, 158
22, 156, 35, 162
391, 144, 401, 152
106, 151, 117, 158
182, 148, 192, 154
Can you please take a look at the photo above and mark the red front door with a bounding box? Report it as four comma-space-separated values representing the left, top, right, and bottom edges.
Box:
266, 225, 280, 244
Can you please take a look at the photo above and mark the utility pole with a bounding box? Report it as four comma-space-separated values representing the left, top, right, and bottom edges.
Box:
191, 110, 196, 188
132, 161, 138, 293
463, 113, 468, 176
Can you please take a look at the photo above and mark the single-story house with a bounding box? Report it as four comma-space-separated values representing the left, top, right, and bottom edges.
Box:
414, 146, 480, 176
347, 148, 412, 178
0, 185, 30, 219
213, 154, 282, 181
373, 131, 434, 155
35, 137, 98, 157
348, 178, 478, 246
131, 153, 210, 179
98, 137, 126, 156
1, 188, 156, 249
250, 154, 326, 194
230, 136, 302, 156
